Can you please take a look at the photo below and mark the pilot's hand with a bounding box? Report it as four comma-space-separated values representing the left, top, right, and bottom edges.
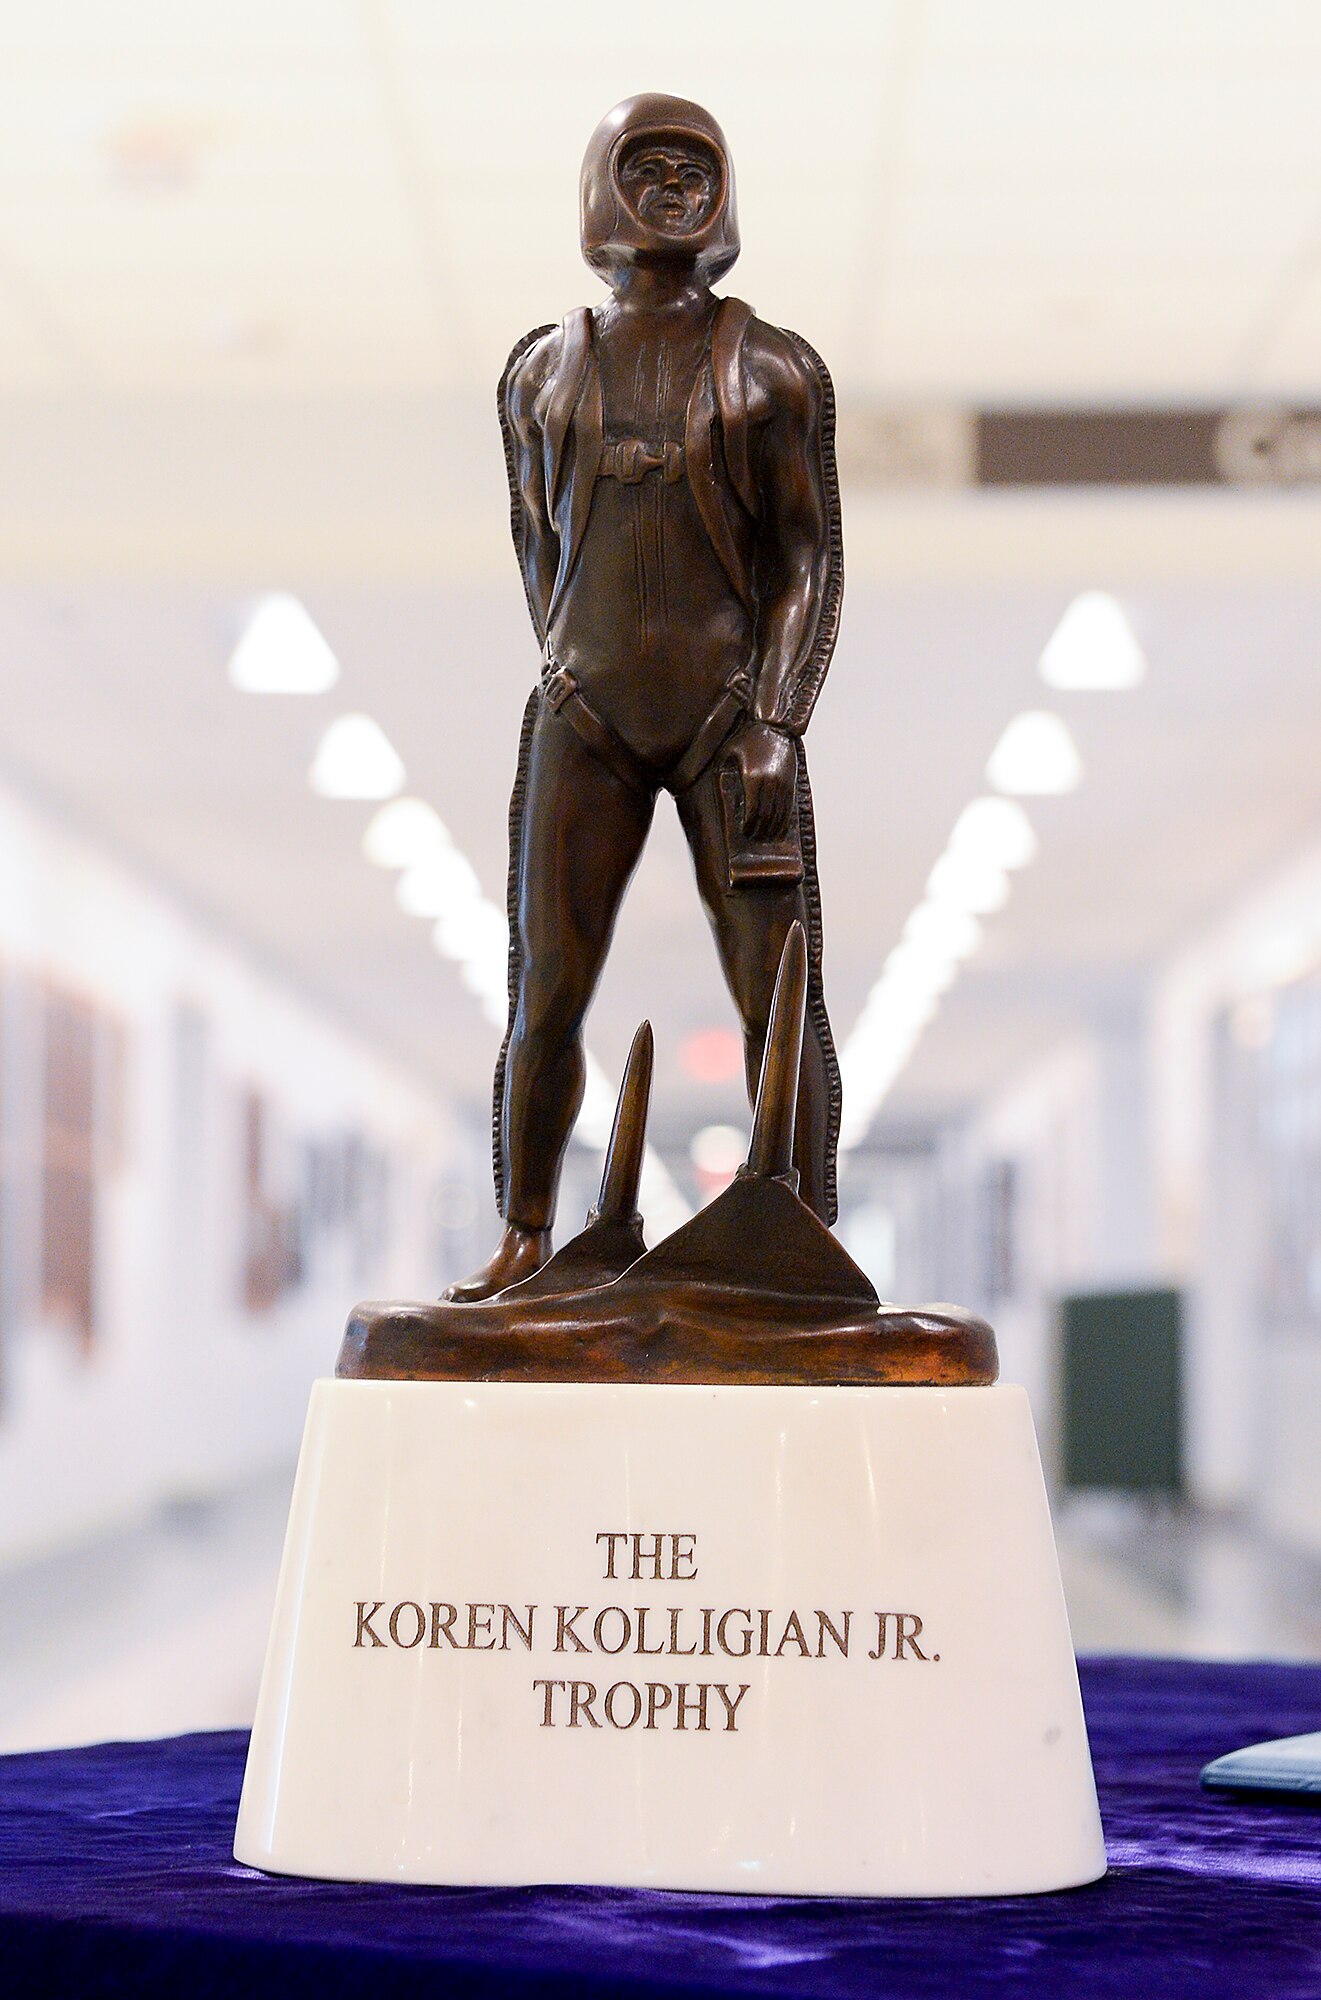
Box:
730, 721, 797, 841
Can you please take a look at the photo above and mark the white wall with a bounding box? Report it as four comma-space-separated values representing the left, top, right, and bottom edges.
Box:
0, 776, 457, 1567
1151, 837, 1321, 1539
929, 825, 1321, 1551
935, 1035, 1118, 1472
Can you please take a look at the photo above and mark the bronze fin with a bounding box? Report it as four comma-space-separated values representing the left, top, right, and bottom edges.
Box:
746, 921, 807, 1184
482, 1021, 654, 1300
622, 927, 876, 1307
621, 1171, 877, 1306
593, 1020, 653, 1225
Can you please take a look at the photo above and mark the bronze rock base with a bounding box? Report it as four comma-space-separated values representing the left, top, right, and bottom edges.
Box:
338, 933, 997, 1391
336, 1292, 996, 1388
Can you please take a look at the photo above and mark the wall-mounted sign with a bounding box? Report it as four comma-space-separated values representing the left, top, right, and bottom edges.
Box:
979, 408, 1321, 488
838, 405, 1321, 489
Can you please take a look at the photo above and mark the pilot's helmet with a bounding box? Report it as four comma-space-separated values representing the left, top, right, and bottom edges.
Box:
580, 93, 740, 286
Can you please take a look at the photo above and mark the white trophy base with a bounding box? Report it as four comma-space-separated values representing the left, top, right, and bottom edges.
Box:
235, 1379, 1105, 1897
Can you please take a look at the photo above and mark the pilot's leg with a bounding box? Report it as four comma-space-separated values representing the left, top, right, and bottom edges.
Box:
447, 703, 654, 1300
676, 756, 837, 1224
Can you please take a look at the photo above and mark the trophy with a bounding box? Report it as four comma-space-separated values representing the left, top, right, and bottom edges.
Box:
235, 95, 1105, 1897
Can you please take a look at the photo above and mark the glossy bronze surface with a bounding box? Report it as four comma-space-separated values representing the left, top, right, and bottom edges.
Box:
448, 92, 843, 1302
340, 929, 997, 1386
342, 97, 998, 1387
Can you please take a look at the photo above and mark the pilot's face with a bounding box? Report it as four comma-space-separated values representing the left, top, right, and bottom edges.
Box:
617, 136, 719, 241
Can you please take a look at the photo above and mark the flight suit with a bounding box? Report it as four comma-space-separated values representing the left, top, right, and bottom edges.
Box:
493, 289, 842, 1231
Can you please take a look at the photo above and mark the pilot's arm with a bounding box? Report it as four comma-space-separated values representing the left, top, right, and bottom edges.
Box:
727, 329, 833, 841
503, 335, 560, 645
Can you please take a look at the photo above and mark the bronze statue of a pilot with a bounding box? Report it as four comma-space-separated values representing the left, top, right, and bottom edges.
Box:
450, 92, 844, 1302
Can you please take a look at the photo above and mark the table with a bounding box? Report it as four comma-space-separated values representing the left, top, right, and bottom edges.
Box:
1, 1658, 1319, 1998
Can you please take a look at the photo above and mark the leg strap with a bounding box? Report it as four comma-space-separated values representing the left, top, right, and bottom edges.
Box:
541, 659, 753, 798
668, 670, 752, 792
541, 666, 651, 795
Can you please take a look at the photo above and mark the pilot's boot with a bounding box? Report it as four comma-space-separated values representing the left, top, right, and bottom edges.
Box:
443, 1222, 552, 1303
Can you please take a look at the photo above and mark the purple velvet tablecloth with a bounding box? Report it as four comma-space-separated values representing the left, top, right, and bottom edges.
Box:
1, 1658, 1319, 1999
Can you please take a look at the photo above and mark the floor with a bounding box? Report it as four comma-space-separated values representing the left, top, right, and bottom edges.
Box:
1, 1476, 1319, 1755
0, 1471, 293, 1756
1056, 1492, 1321, 1660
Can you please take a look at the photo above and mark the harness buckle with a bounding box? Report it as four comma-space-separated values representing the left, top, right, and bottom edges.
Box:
542, 665, 578, 713
598, 439, 684, 485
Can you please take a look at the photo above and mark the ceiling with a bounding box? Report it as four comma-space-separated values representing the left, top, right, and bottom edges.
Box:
3, 0, 1321, 402
2, 3, 1321, 1168
4, 562, 1321, 1153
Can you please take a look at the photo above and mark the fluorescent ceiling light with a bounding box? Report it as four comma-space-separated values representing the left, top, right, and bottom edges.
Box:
948, 796, 1037, 870
1248, 927, 1321, 992
838, 770, 1044, 1151
837, 1039, 914, 1147
229, 593, 339, 694
903, 900, 982, 961
986, 711, 1082, 796
862, 983, 938, 1033
690, 1124, 748, 1175
433, 901, 507, 962
396, 848, 481, 918
877, 941, 957, 998
574, 1058, 623, 1151
1040, 591, 1146, 691
926, 849, 1010, 916
363, 797, 451, 869
458, 955, 509, 1020
309, 714, 405, 800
